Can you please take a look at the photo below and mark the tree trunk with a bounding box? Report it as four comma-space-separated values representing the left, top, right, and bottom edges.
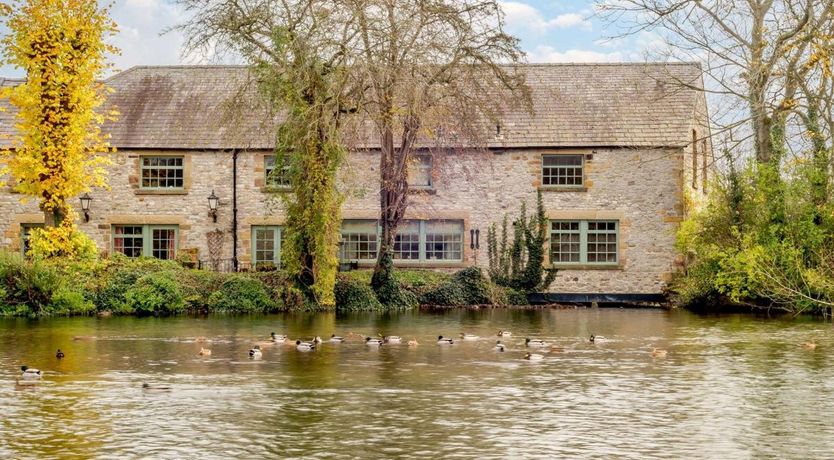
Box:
372, 124, 398, 290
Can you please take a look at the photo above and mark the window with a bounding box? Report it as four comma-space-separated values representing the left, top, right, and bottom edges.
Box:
550, 221, 580, 263
252, 226, 282, 268
550, 220, 619, 266
542, 154, 583, 187
340, 219, 465, 263
425, 221, 464, 261
112, 225, 179, 259
408, 155, 432, 188
20, 223, 44, 257
340, 220, 379, 261
141, 156, 184, 189
265, 155, 291, 189
394, 221, 421, 260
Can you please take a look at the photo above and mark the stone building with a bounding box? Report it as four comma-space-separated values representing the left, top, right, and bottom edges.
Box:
0, 63, 711, 300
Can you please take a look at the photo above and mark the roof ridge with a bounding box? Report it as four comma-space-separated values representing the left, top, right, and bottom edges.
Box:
521, 61, 701, 67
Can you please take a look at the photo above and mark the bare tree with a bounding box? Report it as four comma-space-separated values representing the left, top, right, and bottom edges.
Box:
175, 0, 529, 303
343, 0, 528, 295
597, 0, 833, 166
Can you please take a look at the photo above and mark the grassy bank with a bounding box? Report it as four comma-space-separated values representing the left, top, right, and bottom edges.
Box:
0, 251, 527, 317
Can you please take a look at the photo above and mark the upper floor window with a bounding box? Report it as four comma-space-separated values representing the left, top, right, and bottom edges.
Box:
112, 224, 178, 260
550, 220, 618, 266
265, 155, 291, 189
141, 156, 184, 189
542, 154, 583, 187
408, 155, 432, 188
252, 225, 283, 269
20, 223, 44, 257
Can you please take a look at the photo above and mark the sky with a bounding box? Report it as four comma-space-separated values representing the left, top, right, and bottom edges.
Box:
1, 0, 661, 77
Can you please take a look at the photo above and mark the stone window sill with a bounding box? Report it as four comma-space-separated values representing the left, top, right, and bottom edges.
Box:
551, 264, 623, 270
134, 189, 188, 196
539, 186, 588, 193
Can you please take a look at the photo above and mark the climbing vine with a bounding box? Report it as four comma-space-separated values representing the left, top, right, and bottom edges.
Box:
254, 28, 350, 308
487, 191, 557, 292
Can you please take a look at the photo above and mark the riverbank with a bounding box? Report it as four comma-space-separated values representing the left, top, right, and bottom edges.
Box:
0, 251, 526, 317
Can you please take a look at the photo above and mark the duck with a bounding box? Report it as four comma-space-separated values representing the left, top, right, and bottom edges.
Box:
437, 336, 455, 345
56, 349, 65, 359
329, 334, 345, 343
249, 345, 263, 359
142, 383, 172, 391
366, 337, 383, 346
198, 347, 212, 357
802, 342, 817, 350
18, 366, 42, 382
589, 334, 608, 343
460, 333, 479, 341
498, 330, 512, 337
524, 353, 544, 361
296, 340, 316, 351
408, 339, 419, 347
384, 336, 402, 344
650, 348, 668, 358
495, 341, 506, 352
271, 332, 288, 343
312, 336, 323, 344
525, 338, 547, 348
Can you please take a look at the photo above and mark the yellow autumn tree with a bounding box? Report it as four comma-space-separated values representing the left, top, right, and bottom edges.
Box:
0, 0, 118, 258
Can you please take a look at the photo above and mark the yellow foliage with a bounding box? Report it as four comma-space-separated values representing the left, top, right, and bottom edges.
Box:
0, 0, 119, 223
26, 208, 97, 260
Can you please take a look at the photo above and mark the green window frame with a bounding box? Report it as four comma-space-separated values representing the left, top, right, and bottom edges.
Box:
265, 155, 291, 189
20, 223, 44, 257
542, 154, 584, 187
408, 154, 433, 188
550, 220, 618, 266
112, 225, 179, 260
340, 220, 379, 261
340, 219, 464, 263
252, 226, 283, 269
140, 156, 184, 189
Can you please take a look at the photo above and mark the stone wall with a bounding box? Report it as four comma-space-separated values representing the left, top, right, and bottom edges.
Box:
1, 145, 689, 294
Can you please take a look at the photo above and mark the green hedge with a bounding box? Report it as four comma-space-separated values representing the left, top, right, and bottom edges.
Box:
0, 250, 530, 316
207, 275, 278, 313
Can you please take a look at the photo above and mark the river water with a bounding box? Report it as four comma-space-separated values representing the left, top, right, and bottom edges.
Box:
1, 308, 832, 459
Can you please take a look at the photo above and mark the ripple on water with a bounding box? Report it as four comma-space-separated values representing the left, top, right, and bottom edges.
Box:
2, 309, 834, 458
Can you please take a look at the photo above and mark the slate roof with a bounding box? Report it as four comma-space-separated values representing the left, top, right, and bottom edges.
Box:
0, 63, 705, 150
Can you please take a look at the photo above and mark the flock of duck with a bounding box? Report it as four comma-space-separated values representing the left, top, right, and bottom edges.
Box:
15, 331, 674, 386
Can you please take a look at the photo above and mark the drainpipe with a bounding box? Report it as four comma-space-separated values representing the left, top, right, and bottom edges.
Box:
232, 149, 239, 272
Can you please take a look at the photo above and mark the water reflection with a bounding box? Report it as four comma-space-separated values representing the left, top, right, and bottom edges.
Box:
1, 309, 833, 458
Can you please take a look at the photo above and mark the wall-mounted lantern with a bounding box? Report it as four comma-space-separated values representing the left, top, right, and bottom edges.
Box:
208, 190, 219, 223
80, 193, 93, 222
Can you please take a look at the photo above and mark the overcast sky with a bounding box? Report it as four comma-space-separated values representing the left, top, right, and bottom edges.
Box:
1, 0, 660, 77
